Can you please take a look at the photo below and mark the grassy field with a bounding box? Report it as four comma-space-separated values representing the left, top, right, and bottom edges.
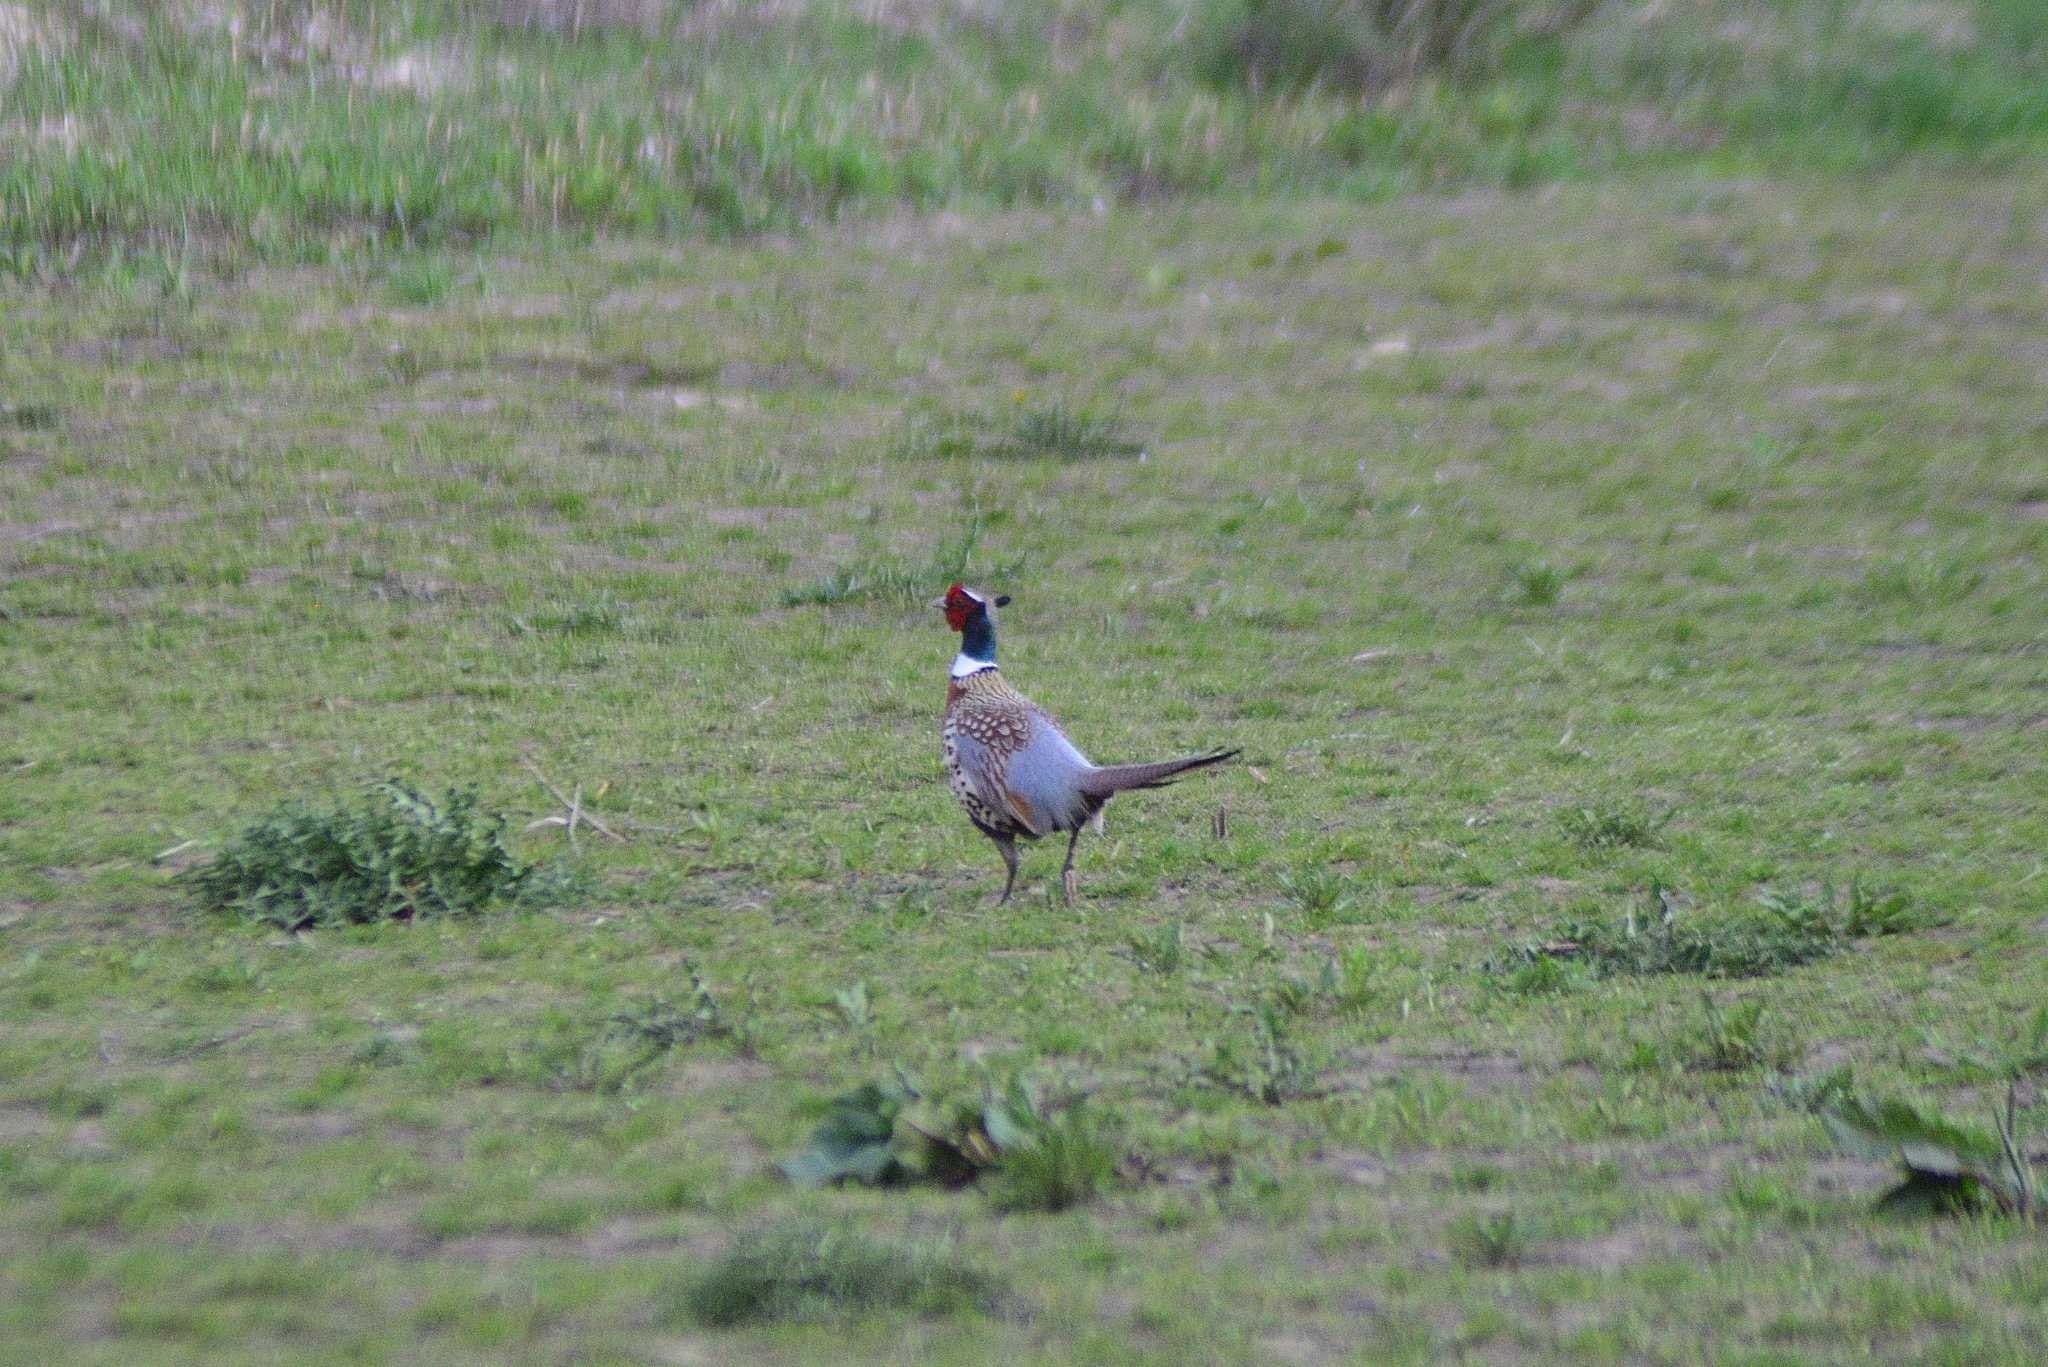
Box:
5, 163, 2047, 1361
5, 0, 2048, 270
6, 2, 2048, 1364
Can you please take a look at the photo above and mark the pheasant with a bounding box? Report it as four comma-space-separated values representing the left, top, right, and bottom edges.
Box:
934, 583, 1238, 904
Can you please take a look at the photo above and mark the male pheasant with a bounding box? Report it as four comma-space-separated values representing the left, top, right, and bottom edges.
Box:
934, 583, 1238, 904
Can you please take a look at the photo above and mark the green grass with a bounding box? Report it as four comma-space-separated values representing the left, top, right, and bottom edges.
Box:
3, 158, 2048, 1360
4, 1, 2048, 271
676, 1222, 1002, 1328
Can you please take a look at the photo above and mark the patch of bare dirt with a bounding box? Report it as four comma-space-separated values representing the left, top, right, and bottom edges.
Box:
0, 1102, 54, 1142
1330, 1048, 1549, 1097
668, 1057, 773, 1093
204, 1214, 433, 1259
716, 359, 856, 392
1256, 1330, 1341, 1365
374, 395, 499, 417
0, 509, 197, 549
497, 0, 672, 34
1784, 383, 1884, 405
264, 1112, 361, 1143
1545, 1223, 1701, 1271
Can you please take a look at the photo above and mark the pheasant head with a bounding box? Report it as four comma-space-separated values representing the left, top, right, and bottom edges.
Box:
933, 584, 1011, 677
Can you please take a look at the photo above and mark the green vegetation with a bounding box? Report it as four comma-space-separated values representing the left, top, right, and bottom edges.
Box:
5, 161, 2047, 1359
5, 1, 2048, 270
676, 1222, 1001, 1327
182, 780, 536, 928
3, 3, 2048, 1358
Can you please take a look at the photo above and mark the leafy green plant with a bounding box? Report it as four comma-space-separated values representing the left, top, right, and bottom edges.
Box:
1493, 876, 1937, 982
1823, 1095, 2036, 1219
183, 782, 534, 929
519, 980, 745, 1094
676, 1222, 1001, 1327
1200, 1001, 1326, 1105
981, 1084, 1123, 1214
996, 403, 1144, 461
780, 1079, 917, 1188
1511, 559, 1564, 606
894, 402, 1143, 463
1757, 877, 1940, 938
611, 970, 750, 1055
1691, 992, 1785, 1072
1449, 1210, 1527, 1268
1559, 801, 1672, 850
1830, 1009, 2048, 1220
1123, 921, 1187, 975
1277, 866, 1359, 927
779, 1073, 1120, 1210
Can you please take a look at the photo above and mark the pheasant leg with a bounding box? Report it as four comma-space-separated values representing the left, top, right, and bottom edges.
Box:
992, 832, 1019, 905
1060, 826, 1084, 905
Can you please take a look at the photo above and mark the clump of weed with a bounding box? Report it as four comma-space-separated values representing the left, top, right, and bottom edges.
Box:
1196, 0, 1594, 93
893, 402, 1143, 463
780, 563, 929, 609
996, 403, 1144, 460
1689, 992, 1791, 1072
983, 1090, 1123, 1215
1557, 907, 1833, 979
1498, 877, 1943, 983
1824, 1094, 2038, 1220
781, 522, 1013, 609
1493, 952, 1588, 997
1825, 1009, 2048, 1219
1449, 1210, 1527, 1268
1757, 876, 1941, 938
1510, 559, 1564, 605
1265, 952, 1379, 1017
779, 1072, 1121, 1212
1558, 801, 1672, 850
1277, 866, 1360, 927
386, 257, 456, 305
519, 975, 749, 1094
676, 1222, 1000, 1327
1123, 921, 1187, 974
614, 968, 754, 1055
184, 781, 535, 929
1321, 946, 1386, 1014
1859, 554, 1985, 605
1200, 1001, 1327, 1105
511, 593, 629, 636
6, 402, 61, 430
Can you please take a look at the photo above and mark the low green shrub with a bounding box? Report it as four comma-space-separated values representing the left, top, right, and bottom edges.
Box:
184, 781, 535, 929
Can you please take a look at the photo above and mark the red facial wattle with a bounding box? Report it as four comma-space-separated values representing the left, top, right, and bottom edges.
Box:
942, 583, 979, 632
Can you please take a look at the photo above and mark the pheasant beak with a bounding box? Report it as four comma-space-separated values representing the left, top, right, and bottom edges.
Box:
928, 594, 949, 611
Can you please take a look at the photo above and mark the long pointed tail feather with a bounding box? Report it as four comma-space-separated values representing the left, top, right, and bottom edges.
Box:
1080, 748, 1239, 800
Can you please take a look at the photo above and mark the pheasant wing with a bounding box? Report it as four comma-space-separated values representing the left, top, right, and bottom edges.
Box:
948, 724, 1048, 837
998, 712, 1097, 835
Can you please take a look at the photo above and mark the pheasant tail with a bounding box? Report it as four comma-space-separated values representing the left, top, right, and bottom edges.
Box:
1080, 748, 1240, 799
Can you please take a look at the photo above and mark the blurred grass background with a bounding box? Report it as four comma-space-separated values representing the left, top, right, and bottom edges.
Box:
4, 0, 2047, 274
